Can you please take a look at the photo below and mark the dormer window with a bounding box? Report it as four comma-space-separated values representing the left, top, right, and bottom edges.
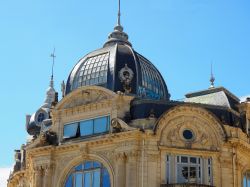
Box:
37, 113, 45, 123
63, 116, 110, 139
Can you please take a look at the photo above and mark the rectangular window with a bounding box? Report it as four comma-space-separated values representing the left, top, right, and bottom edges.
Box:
166, 155, 212, 186
63, 116, 110, 140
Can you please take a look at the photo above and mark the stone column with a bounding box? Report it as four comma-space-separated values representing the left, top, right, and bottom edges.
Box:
115, 153, 126, 187
126, 151, 138, 187
43, 165, 52, 187
34, 166, 43, 187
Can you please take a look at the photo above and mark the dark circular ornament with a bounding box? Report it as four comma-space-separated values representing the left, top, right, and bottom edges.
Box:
183, 129, 194, 140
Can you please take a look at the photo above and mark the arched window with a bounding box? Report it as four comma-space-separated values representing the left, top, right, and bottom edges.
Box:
243, 171, 250, 187
65, 161, 111, 187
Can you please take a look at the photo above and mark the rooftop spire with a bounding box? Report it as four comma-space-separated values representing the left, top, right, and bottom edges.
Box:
42, 49, 56, 108
114, 0, 123, 32
50, 48, 56, 88
117, 0, 121, 26
104, 0, 131, 47
209, 62, 215, 89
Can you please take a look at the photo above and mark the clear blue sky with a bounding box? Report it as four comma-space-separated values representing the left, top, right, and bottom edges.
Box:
0, 0, 249, 167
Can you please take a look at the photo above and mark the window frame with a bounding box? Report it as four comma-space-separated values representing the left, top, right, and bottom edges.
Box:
166, 154, 213, 186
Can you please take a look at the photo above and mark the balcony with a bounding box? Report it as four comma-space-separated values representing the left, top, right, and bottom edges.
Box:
160, 184, 214, 187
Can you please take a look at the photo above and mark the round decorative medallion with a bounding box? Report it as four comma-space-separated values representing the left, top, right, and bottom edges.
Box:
118, 64, 134, 93
118, 64, 134, 82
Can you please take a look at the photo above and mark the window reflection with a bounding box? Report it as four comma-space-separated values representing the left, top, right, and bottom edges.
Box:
64, 116, 110, 140
64, 161, 111, 187
137, 53, 165, 99
63, 123, 78, 139
166, 155, 212, 185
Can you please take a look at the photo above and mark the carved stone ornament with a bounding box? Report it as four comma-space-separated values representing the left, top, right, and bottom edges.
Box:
118, 64, 134, 94
63, 90, 109, 109
111, 118, 136, 132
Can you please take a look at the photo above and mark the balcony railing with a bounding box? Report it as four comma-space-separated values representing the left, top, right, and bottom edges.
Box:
160, 184, 214, 187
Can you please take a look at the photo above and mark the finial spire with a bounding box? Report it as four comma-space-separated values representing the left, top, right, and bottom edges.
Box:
50, 48, 56, 80
114, 0, 123, 32
117, 0, 121, 26
50, 48, 56, 88
209, 62, 215, 89
104, 0, 132, 47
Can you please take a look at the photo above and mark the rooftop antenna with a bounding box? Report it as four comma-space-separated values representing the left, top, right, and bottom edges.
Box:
50, 48, 56, 87
209, 62, 215, 89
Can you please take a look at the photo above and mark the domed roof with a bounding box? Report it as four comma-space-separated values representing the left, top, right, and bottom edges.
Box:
65, 19, 170, 100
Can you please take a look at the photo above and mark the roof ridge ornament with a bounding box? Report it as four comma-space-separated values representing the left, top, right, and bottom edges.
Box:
209, 62, 215, 89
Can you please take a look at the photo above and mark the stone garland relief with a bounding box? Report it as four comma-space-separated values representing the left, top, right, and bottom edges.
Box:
62, 89, 110, 109
162, 120, 217, 150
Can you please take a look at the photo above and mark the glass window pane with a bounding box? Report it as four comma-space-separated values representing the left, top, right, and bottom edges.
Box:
75, 164, 83, 171
189, 167, 197, 183
93, 170, 100, 187
102, 168, 110, 187
64, 123, 78, 139
94, 117, 108, 134
84, 161, 93, 170
65, 174, 73, 187
84, 172, 91, 187
181, 156, 188, 163
75, 173, 83, 187
80, 120, 93, 136
93, 162, 101, 168
190, 157, 197, 164
177, 165, 188, 183
244, 176, 247, 187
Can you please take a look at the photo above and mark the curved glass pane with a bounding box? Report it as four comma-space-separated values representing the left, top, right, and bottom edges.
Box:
72, 53, 109, 90
137, 53, 166, 99
64, 161, 111, 187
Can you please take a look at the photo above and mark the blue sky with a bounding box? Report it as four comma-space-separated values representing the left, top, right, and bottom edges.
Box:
0, 0, 249, 173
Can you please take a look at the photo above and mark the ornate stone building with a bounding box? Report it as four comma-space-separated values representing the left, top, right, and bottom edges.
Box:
7, 4, 250, 187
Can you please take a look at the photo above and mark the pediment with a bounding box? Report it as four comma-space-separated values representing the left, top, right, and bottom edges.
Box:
56, 86, 116, 110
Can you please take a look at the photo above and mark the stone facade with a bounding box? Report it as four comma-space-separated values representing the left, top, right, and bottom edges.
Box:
7, 86, 250, 187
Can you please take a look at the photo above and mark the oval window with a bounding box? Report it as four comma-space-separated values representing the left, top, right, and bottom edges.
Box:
183, 129, 194, 140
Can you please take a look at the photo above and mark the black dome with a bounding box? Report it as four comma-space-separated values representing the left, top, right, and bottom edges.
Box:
65, 24, 170, 100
